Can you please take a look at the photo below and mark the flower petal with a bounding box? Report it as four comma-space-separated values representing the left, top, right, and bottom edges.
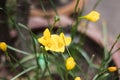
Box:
43, 28, 51, 39
60, 33, 71, 46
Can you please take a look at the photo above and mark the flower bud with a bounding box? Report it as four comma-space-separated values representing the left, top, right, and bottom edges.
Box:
75, 77, 81, 80
0, 42, 7, 52
79, 11, 100, 22
65, 57, 76, 70
108, 66, 117, 72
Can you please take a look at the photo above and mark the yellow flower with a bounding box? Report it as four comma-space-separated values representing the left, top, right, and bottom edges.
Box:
80, 11, 100, 22
65, 57, 76, 70
108, 66, 117, 72
0, 42, 7, 52
38, 28, 71, 52
75, 77, 81, 80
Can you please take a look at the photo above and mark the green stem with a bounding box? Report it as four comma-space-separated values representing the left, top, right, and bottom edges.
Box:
102, 22, 108, 60
31, 35, 41, 80
50, 21, 56, 32
65, 46, 72, 57
11, 66, 37, 80
65, 71, 68, 80
61, 34, 72, 57
74, 0, 80, 13
92, 69, 107, 80
9, 54, 31, 80
43, 53, 53, 80
112, 47, 120, 55
7, 45, 31, 55
93, 0, 103, 10
108, 34, 120, 54
49, 0, 58, 15
4, 51, 14, 66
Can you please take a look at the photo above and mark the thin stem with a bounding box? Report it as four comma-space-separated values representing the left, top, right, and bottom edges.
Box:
46, 54, 53, 80
39, 0, 51, 27
4, 51, 14, 66
32, 37, 39, 67
49, 0, 58, 15
9, 54, 31, 80
102, 22, 109, 60
112, 47, 120, 55
76, 62, 87, 80
92, 69, 107, 80
65, 46, 72, 57
93, 0, 103, 10
108, 34, 120, 54
74, 0, 80, 13
62, 34, 72, 57
50, 21, 56, 32
11, 66, 37, 80
65, 71, 68, 80
43, 52, 53, 80
7, 45, 31, 55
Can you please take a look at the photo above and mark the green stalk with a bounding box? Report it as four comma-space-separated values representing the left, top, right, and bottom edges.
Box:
39, 0, 51, 27
11, 66, 37, 80
109, 34, 120, 54
4, 51, 14, 66
92, 69, 107, 80
43, 52, 53, 80
112, 47, 120, 55
31, 36, 41, 79
50, 20, 56, 32
102, 22, 108, 60
49, 0, 58, 15
7, 45, 31, 55
74, 0, 80, 13
65, 71, 69, 80
9, 53, 31, 80
93, 0, 103, 10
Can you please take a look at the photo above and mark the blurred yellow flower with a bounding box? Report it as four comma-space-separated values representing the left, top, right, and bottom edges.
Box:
65, 57, 76, 70
80, 11, 100, 22
74, 77, 81, 80
38, 28, 71, 52
0, 42, 7, 52
108, 66, 117, 72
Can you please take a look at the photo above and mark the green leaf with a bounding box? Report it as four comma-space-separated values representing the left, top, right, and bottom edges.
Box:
76, 46, 91, 65
98, 73, 109, 80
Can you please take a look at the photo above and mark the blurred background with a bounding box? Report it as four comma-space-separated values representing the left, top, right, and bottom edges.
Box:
1, 0, 120, 79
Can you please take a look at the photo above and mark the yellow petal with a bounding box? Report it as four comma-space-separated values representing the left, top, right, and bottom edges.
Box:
64, 37, 71, 46
43, 28, 51, 39
44, 39, 54, 50
60, 33, 71, 46
56, 46, 65, 53
38, 37, 47, 45
51, 35, 65, 52
38, 28, 51, 46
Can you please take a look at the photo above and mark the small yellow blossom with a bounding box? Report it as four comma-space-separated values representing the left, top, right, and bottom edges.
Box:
75, 77, 81, 80
65, 57, 76, 70
80, 11, 100, 22
0, 42, 7, 52
108, 66, 117, 72
38, 28, 71, 52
